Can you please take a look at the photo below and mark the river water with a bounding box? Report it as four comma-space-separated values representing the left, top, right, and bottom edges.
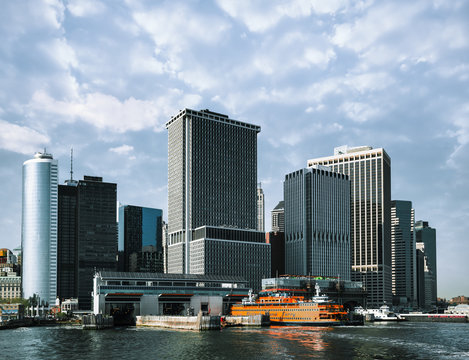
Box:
1, 322, 468, 359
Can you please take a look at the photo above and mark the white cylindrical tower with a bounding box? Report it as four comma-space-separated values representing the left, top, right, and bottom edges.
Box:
22, 152, 58, 306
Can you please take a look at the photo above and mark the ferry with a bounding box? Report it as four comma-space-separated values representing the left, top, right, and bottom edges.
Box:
230, 284, 349, 326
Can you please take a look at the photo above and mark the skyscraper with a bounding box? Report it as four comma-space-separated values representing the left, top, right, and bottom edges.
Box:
271, 201, 285, 233
391, 200, 416, 307
57, 176, 117, 309
257, 183, 265, 232
166, 109, 269, 289
284, 165, 351, 280
76, 176, 117, 309
57, 181, 78, 301
308, 146, 392, 307
118, 204, 163, 273
415, 220, 437, 307
22, 151, 58, 306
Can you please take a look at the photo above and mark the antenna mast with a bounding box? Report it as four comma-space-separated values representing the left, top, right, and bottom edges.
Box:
70, 148, 74, 181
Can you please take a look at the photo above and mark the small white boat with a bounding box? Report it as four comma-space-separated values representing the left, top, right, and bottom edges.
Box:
354, 305, 404, 321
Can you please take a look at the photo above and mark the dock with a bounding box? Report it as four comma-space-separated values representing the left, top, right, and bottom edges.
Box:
400, 314, 467, 323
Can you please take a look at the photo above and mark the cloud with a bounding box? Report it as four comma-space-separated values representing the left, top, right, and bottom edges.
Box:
446, 103, 469, 170
340, 101, 380, 123
66, 0, 105, 17
216, 0, 350, 33
0, 119, 50, 154
109, 144, 134, 155
29, 88, 203, 133
39, 37, 79, 70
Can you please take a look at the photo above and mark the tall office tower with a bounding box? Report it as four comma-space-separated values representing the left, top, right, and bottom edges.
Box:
271, 201, 285, 233
77, 176, 117, 309
57, 176, 117, 308
415, 242, 434, 310
118, 204, 163, 273
162, 221, 168, 273
415, 220, 437, 307
284, 166, 351, 280
415, 244, 426, 309
22, 151, 58, 306
391, 200, 416, 308
257, 183, 265, 232
57, 181, 78, 301
308, 145, 392, 307
166, 109, 269, 289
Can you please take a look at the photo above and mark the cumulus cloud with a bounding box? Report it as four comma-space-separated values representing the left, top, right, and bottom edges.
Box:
30, 90, 164, 133
109, 144, 134, 155
66, 0, 105, 17
0, 119, 50, 154
340, 101, 380, 123
216, 0, 350, 33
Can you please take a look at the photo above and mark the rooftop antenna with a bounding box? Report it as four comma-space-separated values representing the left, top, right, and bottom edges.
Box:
70, 148, 74, 181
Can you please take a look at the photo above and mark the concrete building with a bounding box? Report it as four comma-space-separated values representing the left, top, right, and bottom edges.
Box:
189, 226, 270, 290
0, 270, 21, 300
22, 151, 58, 306
308, 146, 392, 308
257, 183, 265, 232
92, 271, 250, 317
166, 109, 269, 290
415, 220, 437, 307
118, 205, 163, 273
284, 166, 351, 280
391, 200, 416, 308
271, 201, 285, 233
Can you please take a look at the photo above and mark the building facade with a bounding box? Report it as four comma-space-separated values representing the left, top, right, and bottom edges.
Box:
271, 201, 285, 233
308, 146, 392, 307
0, 271, 21, 300
415, 220, 437, 308
57, 176, 117, 309
166, 109, 268, 289
391, 200, 416, 308
57, 182, 78, 301
22, 152, 58, 306
284, 166, 351, 280
257, 183, 265, 232
76, 176, 117, 309
118, 205, 163, 273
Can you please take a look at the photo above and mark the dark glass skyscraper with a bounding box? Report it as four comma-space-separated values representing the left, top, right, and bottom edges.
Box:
415, 220, 437, 307
57, 176, 117, 309
284, 166, 351, 280
118, 205, 163, 273
57, 182, 78, 301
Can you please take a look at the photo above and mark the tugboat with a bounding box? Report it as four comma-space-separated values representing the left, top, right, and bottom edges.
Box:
231, 284, 349, 326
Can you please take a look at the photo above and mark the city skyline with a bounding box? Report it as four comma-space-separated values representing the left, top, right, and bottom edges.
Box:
0, 1, 468, 299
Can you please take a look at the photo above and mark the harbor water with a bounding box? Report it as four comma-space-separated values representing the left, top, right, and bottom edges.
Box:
1, 322, 467, 359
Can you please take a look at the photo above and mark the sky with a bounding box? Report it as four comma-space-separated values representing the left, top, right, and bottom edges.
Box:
0, 0, 468, 299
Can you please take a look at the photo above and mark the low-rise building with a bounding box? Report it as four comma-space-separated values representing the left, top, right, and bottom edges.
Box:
0, 271, 21, 300
0, 303, 24, 321
93, 271, 250, 317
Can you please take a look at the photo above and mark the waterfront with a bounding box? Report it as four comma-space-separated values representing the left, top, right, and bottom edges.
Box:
1, 322, 468, 359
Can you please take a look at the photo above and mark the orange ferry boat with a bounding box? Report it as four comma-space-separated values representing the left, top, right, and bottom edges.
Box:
231, 284, 349, 326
